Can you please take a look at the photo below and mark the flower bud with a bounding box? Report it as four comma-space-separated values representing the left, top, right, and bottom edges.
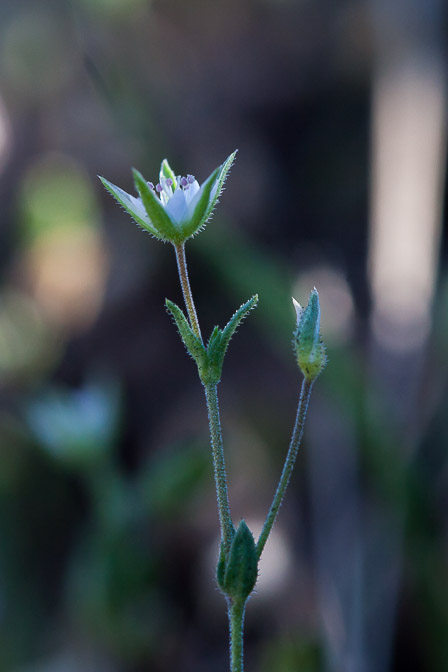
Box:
293, 288, 327, 382
216, 520, 258, 602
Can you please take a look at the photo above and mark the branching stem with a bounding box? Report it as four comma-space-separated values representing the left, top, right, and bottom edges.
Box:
256, 378, 313, 559
172, 242, 315, 672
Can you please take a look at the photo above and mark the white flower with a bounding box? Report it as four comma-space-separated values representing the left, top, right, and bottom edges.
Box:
100, 151, 237, 245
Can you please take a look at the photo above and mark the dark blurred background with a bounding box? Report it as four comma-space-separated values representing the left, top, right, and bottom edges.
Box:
0, 0, 447, 671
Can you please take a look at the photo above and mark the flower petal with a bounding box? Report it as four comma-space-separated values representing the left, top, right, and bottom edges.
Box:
133, 169, 181, 243
184, 180, 200, 205
164, 188, 188, 224
292, 297, 303, 324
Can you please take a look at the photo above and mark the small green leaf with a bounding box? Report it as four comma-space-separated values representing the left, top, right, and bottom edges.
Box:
160, 159, 177, 191
217, 520, 258, 601
206, 295, 258, 384
133, 169, 180, 243
165, 299, 207, 366
203, 150, 237, 223
219, 294, 258, 354
180, 166, 220, 240
207, 325, 221, 350
99, 177, 159, 237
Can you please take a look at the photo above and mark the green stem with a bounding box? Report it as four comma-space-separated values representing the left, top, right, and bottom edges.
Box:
204, 382, 234, 556
174, 243, 203, 342
172, 243, 233, 554
229, 599, 246, 672
256, 377, 313, 559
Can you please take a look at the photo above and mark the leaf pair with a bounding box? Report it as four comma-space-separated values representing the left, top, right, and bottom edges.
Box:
166, 295, 258, 385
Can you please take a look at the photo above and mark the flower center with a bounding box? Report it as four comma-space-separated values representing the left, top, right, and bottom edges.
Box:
147, 175, 196, 205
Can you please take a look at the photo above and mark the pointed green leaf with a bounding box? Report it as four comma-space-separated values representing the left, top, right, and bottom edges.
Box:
165, 299, 206, 364
99, 176, 160, 237
180, 166, 220, 240
206, 325, 221, 350
218, 294, 258, 357
159, 159, 177, 191
203, 150, 237, 223
133, 169, 180, 243
206, 295, 258, 384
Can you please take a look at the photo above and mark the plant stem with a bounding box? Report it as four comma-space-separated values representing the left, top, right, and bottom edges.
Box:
204, 382, 234, 556
174, 243, 203, 342
228, 599, 246, 672
256, 378, 313, 559
172, 244, 233, 553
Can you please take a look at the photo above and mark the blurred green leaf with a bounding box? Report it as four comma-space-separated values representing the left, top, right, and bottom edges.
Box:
260, 636, 322, 672
19, 155, 100, 244
140, 441, 209, 518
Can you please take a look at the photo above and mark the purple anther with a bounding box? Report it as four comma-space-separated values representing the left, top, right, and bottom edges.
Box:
155, 183, 163, 192
180, 176, 188, 187
148, 182, 155, 190
187, 174, 195, 184
166, 178, 173, 187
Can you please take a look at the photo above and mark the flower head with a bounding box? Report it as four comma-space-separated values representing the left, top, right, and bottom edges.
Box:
99, 151, 237, 245
293, 288, 327, 382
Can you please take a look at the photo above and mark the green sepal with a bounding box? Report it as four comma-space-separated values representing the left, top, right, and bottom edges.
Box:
165, 300, 208, 374
216, 520, 258, 602
160, 159, 177, 191
99, 176, 160, 238
206, 295, 258, 383
180, 167, 220, 240
203, 150, 237, 223
133, 169, 180, 243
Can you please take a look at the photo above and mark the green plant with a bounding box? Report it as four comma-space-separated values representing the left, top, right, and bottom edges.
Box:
100, 152, 326, 671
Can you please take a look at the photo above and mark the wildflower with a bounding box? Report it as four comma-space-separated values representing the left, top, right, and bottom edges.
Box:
293, 288, 327, 382
99, 151, 237, 245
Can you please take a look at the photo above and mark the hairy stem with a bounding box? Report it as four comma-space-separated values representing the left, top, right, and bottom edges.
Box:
256, 378, 313, 559
174, 243, 203, 342
172, 243, 233, 551
204, 383, 234, 555
228, 599, 246, 672
172, 242, 242, 669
